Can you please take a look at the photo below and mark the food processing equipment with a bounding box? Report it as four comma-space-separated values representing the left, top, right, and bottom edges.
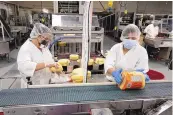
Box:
51, 14, 104, 58
0, 81, 172, 115
50, 14, 105, 74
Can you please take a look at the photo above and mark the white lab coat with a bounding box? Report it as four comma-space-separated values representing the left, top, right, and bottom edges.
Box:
17, 39, 54, 87
104, 43, 149, 82
144, 24, 159, 38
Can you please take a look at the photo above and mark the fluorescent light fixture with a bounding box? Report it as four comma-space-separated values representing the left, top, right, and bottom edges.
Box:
42, 8, 49, 13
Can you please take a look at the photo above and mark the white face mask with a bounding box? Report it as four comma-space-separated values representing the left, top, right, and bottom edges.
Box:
40, 44, 46, 49
122, 39, 138, 49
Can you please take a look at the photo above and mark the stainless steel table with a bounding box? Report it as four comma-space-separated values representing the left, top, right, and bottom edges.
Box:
144, 37, 172, 60
144, 37, 172, 48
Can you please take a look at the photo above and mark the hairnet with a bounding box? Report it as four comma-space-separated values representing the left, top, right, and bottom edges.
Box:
150, 15, 154, 20
120, 24, 141, 41
30, 23, 53, 39
151, 20, 160, 26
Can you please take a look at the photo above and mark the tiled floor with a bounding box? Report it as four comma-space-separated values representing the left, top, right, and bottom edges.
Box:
0, 36, 172, 89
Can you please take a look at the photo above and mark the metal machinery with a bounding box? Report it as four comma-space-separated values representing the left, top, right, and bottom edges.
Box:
136, 14, 172, 61
136, 14, 172, 33
51, 14, 104, 56
0, 14, 14, 61
10, 15, 31, 42
95, 12, 120, 42
116, 12, 135, 42
0, 2, 172, 115
0, 81, 172, 115
33, 13, 52, 27
160, 18, 172, 34
143, 16, 172, 61
50, 14, 105, 74
118, 12, 135, 30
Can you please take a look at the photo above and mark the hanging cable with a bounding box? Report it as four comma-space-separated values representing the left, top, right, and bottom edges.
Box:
99, 1, 106, 11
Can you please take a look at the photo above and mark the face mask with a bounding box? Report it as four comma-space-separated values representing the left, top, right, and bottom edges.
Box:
39, 40, 48, 49
123, 39, 138, 49
40, 40, 48, 45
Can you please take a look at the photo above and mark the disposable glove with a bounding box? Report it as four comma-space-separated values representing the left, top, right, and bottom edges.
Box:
45, 62, 58, 68
112, 69, 123, 84
136, 69, 150, 82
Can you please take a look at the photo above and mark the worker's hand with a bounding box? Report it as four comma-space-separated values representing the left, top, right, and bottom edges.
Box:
45, 63, 56, 68
45, 62, 57, 68
112, 69, 123, 85
54, 63, 60, 68
136, 69, 150, 82
145, 75, 150, 82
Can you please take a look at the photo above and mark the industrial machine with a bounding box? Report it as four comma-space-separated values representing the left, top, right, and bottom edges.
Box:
0, 2, 172, 115
0, 14, 14, 61
33, 13, 52, 27
160, 18, 172, 33
118, 12, 135, 30
51, 14, 104, 56
0, 81, 172, 115
50, 14, 105, 74
136, 14, 172, 33
116, 12, 135, 42
143, 16, 172, 61
95, 12, 119, 40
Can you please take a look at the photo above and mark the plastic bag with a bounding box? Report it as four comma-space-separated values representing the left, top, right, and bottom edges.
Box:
49, 73, 71, 84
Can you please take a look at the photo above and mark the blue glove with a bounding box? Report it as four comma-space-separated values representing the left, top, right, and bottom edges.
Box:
136, 69, 150, 82
112, 69, 123, 84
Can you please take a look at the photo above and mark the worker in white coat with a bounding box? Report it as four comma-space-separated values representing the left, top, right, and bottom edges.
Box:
17, 23, 58, 87
104, 24, 150, 84
144, 20, 159, 38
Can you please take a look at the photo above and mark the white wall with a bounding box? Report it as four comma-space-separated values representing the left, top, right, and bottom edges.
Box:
115, 1, 137, 12
137, 1, 172, 14
12, 1, 53, 13
114, 1, 172, 14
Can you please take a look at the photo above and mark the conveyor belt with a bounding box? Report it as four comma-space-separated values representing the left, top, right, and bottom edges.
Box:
0, 82, 172, 107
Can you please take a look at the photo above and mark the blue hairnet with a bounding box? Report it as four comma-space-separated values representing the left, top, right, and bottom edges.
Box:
30, 23, 53, 39
120, 24, 141, 41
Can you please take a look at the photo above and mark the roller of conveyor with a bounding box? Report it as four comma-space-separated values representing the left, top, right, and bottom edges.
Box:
0, 82, 172, 107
